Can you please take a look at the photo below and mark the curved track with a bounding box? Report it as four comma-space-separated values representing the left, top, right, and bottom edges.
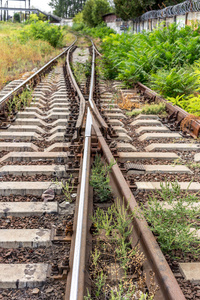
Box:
0, 36, 199, 300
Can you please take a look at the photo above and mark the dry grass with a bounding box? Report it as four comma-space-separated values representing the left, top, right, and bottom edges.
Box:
0, 22, 74, 90
76, 36, 91, 48
118, 92, 140, 111
63, 32, 75, 46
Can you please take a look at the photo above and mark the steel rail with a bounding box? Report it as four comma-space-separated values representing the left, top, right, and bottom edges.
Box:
68, 108, 92, 300
63, 37, 187, 299
86, 39, 185, 299
88, 42, 108, 135
91, 116, 186, 300
66, 46, 86, 140
92, 42, 102, 57
0, 38, 77, 110
136, 82, 200, 138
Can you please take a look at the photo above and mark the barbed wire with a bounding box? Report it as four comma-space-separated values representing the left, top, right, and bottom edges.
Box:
133, 0, 200, 22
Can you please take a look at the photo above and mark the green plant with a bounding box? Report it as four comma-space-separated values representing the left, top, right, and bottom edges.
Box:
100, 23, 200, 109
150, 67, 198, 98
19, 88, 33, 107
20, 18, 63, 48
82, 0, 111, 27
127, 103, 165, 117
90, 155, 115, 202
126, 110, 141, 117
72, 61, 91, 84
54, 175, 74, 202
141, 103, 166, 115
89, 202, 158, 299
142, 181, 200, 257
13, 13, 20, 23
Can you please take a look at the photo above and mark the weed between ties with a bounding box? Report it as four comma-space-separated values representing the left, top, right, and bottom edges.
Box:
7, 88, 33, 117
86, 200, 158, 299
126, 102, 166, 117
142, 181, 200, 257
88, 156, 158, 299
54, 175, 75, 203
90, 155, 115, 202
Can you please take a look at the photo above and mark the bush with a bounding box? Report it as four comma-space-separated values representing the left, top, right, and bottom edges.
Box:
102, 23, 200, 83
82, 24, 115, 39
100, 23, 200, 113
150, 67, 198, 98
72, 23, 85, 31
20, 17, 63, 48
13, 13, 20, 23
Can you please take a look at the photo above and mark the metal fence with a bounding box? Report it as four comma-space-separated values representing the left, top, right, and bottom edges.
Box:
133, 0, 200, 22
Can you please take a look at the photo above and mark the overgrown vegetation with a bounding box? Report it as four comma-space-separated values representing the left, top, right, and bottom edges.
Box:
100, 23, 200, 116
0, 18, 73, 90
86, 201, 158, 299
127, 103, 166, 117
142, 181, 200, 257
72, 22, 115, 39
72, 61, 91, 84
6, 88, 33, 118
82, 0, 111, 27
20, 14, 63, 47
90, 155, 115, 202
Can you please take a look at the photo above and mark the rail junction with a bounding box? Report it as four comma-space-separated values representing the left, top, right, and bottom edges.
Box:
0, 36, 199, 299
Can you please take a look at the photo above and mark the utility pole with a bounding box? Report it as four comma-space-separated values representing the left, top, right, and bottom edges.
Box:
6, 0, 8, 21
0, 0, 3, 21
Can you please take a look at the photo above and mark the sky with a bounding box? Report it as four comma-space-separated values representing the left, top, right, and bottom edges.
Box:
30, 0, 52, 13
3, 0, 52, 13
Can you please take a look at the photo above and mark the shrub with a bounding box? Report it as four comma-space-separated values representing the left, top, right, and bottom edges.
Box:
150, 67, 198, 98
20, 20, 63, 48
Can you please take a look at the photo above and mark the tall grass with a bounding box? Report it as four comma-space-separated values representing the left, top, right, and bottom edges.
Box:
0, 22, 74, 90
0, 36, 59, 89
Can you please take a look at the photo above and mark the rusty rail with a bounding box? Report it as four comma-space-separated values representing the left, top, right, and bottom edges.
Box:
88, 41, 108, 135
91, 44, 200, 138
66, 46, 86, 140
136, 82, 200, 138
92, 117, 186, 300
65, 37, 186, 300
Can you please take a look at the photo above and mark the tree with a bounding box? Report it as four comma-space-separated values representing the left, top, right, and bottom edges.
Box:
114, 0, 154, 20
73, 11, 83, 23
13, 13, 20, 22
82, 0, 95, 27
114, 0, 186, 20
92, 0, 111, 26
39, 12, 47, 21
49, 0, 87, 18
82, 0, 111, 27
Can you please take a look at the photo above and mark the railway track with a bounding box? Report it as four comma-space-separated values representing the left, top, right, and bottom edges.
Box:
0, 36, 199, 300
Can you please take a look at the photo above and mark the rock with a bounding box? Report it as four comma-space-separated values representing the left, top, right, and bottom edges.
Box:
42, 189, 55, 202
59, 201, 69, 209
32, 288, 40, 295
46, 287, 54, 293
